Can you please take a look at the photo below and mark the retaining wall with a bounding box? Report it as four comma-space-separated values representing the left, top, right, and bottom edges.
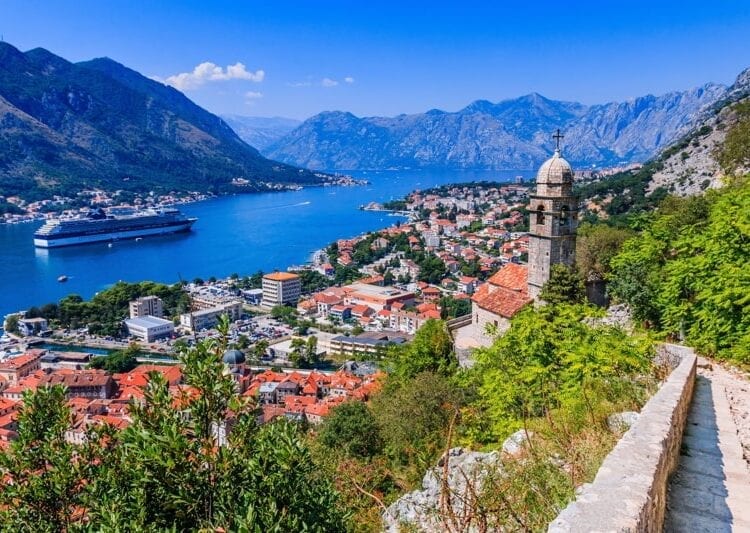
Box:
548, 344, 697, 532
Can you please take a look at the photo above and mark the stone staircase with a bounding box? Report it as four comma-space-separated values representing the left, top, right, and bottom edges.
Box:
665, 360, 750, 532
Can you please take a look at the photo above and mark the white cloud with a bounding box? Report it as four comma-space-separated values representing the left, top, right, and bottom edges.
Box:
162, 62, 265, 90
321, 77, 339, 88
344, 76, 355, 84
286, 81, 313, 87
244, 91, 263, 99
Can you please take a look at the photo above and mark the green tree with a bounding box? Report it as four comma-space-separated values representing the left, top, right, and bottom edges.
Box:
305, 336, 319, 364
1, 317, 348, 530
0, 386, 83, 531
319, 401, 383, 458
539, 264, 586, 305
3, 314, 19, 334
89, 343, 142, 373
387, 319, 456, 379
371, 372, 463, 470
575, 223, 633, 281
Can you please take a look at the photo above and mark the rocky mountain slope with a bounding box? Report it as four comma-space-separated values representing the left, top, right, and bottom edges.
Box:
264, 84, 728, 171
0, 42, 321, 201
221, 115, 301, 150
647, 68, 750, 196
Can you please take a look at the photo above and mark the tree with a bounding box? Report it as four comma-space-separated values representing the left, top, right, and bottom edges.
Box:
89, 343, 142, 373
1, 316, 348, 530
575, 223, 633, 281
4, 314, 19, 334
319, 401, 383, 458
539, 264, 586, 305
251, 339, 270, 361
289, 337, 308, 367
0, 386, 83, 530
470, 304, 653, 442
371, 372, 462, 468
387, 319, 456, 379
305, 336, 319, 364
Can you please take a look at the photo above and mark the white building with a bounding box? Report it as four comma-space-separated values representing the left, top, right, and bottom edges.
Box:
262, 272, 302, 308
179, 301, 242, 332
129, 296, 164, 319
124, 316, 174, 342
17, 317, 49, 336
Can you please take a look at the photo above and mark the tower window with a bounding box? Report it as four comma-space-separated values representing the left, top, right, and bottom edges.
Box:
560, 205, 570, 226
536, 205, 545, 225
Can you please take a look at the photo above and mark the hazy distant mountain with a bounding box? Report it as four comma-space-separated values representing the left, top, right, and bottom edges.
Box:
265, 85, 728, 170
221, 115, 301, 150
0, 42, 322, 201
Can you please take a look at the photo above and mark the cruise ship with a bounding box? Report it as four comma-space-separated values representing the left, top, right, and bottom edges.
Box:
33, 207, 197, 248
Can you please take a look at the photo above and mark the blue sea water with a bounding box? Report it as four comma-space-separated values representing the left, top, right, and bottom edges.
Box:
0, 169, 533, 316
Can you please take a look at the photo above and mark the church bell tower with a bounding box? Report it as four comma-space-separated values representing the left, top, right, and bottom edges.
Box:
527, 130, 579, 299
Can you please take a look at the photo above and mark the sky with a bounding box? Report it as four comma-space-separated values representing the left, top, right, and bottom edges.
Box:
1, 0, 750, 120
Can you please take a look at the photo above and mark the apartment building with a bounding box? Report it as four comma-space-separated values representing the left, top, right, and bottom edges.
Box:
262, 272, 302, 308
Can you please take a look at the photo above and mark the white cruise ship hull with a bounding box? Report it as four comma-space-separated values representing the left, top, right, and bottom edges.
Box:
34, 221, 194, 248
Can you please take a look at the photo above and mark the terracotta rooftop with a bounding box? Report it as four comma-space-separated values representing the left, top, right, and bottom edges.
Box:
263, 272, 300, 282
486, 263, 528, 293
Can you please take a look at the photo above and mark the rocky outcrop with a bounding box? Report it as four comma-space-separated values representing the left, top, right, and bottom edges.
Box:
384, 447, 500, 532
265, 84, 730, 171
647, 67, 750, 197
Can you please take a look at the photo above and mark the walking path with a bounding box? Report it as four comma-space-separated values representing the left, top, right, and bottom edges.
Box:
665, 359, 750, 532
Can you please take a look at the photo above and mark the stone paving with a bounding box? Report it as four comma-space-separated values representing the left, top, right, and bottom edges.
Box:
665, 361, 750, 532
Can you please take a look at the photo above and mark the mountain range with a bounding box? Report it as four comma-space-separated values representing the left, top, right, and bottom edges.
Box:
262, 82, 735, 171
0, 42, 321, 201
220, 115, 301, 151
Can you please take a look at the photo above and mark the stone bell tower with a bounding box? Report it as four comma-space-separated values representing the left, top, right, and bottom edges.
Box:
527, 130, 579, 299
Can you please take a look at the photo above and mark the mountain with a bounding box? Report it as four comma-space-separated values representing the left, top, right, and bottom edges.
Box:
221, 115, 301, 150
0, 42, 322, 201
264, 85, 728, 171
647, 67, 750, 196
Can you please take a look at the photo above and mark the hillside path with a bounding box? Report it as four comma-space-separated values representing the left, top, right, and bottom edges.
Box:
664, 358, 750, 532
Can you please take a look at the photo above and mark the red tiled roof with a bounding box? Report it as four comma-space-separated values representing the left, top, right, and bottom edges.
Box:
486, 263, 528, 293
471, 283, 531, 319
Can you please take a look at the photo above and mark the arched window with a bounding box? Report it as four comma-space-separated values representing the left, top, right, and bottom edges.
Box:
536, 205, 545, 225
560, 205, 569, 226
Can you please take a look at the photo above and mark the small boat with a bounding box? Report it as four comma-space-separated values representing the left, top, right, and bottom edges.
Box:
57, 275, 68, 282
108, 243, 113, 248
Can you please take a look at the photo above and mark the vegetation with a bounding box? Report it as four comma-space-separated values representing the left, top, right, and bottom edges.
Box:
608, 177, 750, 364
318, 401, 383, 459
539, 264, 586, 305
27, 281, 190, 337
88, 343, 143, 373
0, 318, 347, 530
717, 101, 750, 173
386, 319, 456, 379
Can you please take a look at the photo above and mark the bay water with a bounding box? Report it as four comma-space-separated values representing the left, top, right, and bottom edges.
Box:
0, 169, 533, 316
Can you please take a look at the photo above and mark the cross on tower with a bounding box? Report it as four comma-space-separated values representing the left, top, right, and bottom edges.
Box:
553, 129, 564, 150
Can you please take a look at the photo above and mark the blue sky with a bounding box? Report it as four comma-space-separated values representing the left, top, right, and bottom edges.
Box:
2, 0, 749, 119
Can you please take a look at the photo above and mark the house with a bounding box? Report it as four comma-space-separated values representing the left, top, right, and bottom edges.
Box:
458, 276, 479, 295
17, 317, 49, 336
0, 351, 43, 385
329, 304, 352, 321
39, 369, 116, 400
421, 286, 441, 302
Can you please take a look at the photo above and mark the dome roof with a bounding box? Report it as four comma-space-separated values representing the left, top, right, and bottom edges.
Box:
222, 349, 246, 366
537, 149, 573, 184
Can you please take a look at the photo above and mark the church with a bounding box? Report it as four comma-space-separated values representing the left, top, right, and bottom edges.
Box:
454, 136, 579, 350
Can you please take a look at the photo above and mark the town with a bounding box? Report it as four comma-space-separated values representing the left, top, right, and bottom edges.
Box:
1, 180, 535, 437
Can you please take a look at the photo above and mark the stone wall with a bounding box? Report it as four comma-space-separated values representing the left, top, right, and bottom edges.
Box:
548, 344, 697, 532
